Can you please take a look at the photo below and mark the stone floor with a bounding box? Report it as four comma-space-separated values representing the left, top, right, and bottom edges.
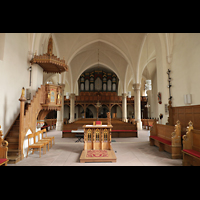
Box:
8, 129, 182, 166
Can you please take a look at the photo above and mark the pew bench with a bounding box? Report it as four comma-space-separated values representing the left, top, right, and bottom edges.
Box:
62, 130, 72, 138
111, 129, 137, 138
0, 126, 9, 166
182, 121, 200, 166
0, 158, 9, 166
149, 120, 182, 159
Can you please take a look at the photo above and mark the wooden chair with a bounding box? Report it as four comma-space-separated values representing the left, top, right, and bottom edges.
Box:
39, 130, 52, 149
27, 133, 45, 158
42, 129, 55, 147
35, 131, 50, 152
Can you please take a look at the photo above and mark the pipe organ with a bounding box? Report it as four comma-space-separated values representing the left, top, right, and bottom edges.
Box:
79, 70, 118, 93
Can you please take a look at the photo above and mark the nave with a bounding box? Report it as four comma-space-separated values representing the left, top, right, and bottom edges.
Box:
7, 129, 182, 166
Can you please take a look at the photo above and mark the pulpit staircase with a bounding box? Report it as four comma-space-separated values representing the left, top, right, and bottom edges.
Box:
4, 87, 44, 163
4, 85, 62, 164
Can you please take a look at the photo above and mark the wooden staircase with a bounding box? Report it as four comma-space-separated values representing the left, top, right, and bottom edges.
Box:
4, 114, 21, 164
3, 84, 63, 164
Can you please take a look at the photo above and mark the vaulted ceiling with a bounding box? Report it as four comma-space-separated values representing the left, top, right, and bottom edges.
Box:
34, 33, 170, 95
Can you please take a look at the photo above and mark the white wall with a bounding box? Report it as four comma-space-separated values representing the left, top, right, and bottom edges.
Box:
171, 33, 200, 107
30, 64, 43, 100
0, 33, 29, 137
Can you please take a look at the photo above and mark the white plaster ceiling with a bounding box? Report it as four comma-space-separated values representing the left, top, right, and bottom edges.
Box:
39, 33, 160, 94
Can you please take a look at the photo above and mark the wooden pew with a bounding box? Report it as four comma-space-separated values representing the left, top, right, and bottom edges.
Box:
63, 118, 138, 138
0, 126, 9, 166
182, 121, 200, 166
149, 120, 182, 159
141, 119, 156, 130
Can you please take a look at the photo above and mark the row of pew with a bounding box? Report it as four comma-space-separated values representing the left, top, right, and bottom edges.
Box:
63, 118, 137, 138
149, 120, 200, 166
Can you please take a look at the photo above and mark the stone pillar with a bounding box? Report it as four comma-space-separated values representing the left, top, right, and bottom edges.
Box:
69, 93, 75, 123
56, 84, 65, 131
133, 84, 142, 130
19, 87, 26, 160
122, 93, 127, 122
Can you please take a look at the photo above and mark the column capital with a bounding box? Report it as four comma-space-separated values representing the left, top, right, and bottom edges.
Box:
59, 84, 65, 90
133, 83, 141, 91
70, 93, 75, 98
122, 93, 127, 98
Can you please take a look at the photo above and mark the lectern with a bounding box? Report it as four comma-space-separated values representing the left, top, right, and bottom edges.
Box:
79, 123, 117, 163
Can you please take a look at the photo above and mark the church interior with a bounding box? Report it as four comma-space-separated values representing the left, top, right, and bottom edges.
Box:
1, 33, 200, 166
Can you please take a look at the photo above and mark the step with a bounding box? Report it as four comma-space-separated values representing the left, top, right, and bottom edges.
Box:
7, 130, 19, 137
12, 125, 19, 131
6, 136, 19, 143
8, 149, 20, 157
7, 155, 21, 164
14, 120, 20, 126
8, 142, 19, 149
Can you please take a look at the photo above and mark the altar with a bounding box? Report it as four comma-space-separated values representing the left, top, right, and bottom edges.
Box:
79, 124, 117, 163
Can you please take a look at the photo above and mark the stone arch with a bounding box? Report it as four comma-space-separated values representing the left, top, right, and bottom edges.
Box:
69, 40, 132, 95
111, 104, 122, 118
74, 62, 122, 95
86, 104, 96, 118
137, 33, 169, 124
98, 104, 109, 118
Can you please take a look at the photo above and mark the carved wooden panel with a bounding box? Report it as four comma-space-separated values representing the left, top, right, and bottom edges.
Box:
172, 105, 200, 130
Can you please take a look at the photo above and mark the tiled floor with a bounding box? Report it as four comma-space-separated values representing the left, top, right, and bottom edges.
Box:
8, 129, 182, 166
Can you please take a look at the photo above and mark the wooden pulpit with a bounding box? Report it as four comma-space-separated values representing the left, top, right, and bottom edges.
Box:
79, 123, 117, 163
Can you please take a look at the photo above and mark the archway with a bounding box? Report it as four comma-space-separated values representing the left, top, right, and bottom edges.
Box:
86, 105, 96, 118
75, 104, 84, 120
98, 105, 109, 118
111, 104, 122, 119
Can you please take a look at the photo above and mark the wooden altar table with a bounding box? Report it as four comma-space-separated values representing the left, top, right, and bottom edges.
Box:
79, 124, 117, 163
